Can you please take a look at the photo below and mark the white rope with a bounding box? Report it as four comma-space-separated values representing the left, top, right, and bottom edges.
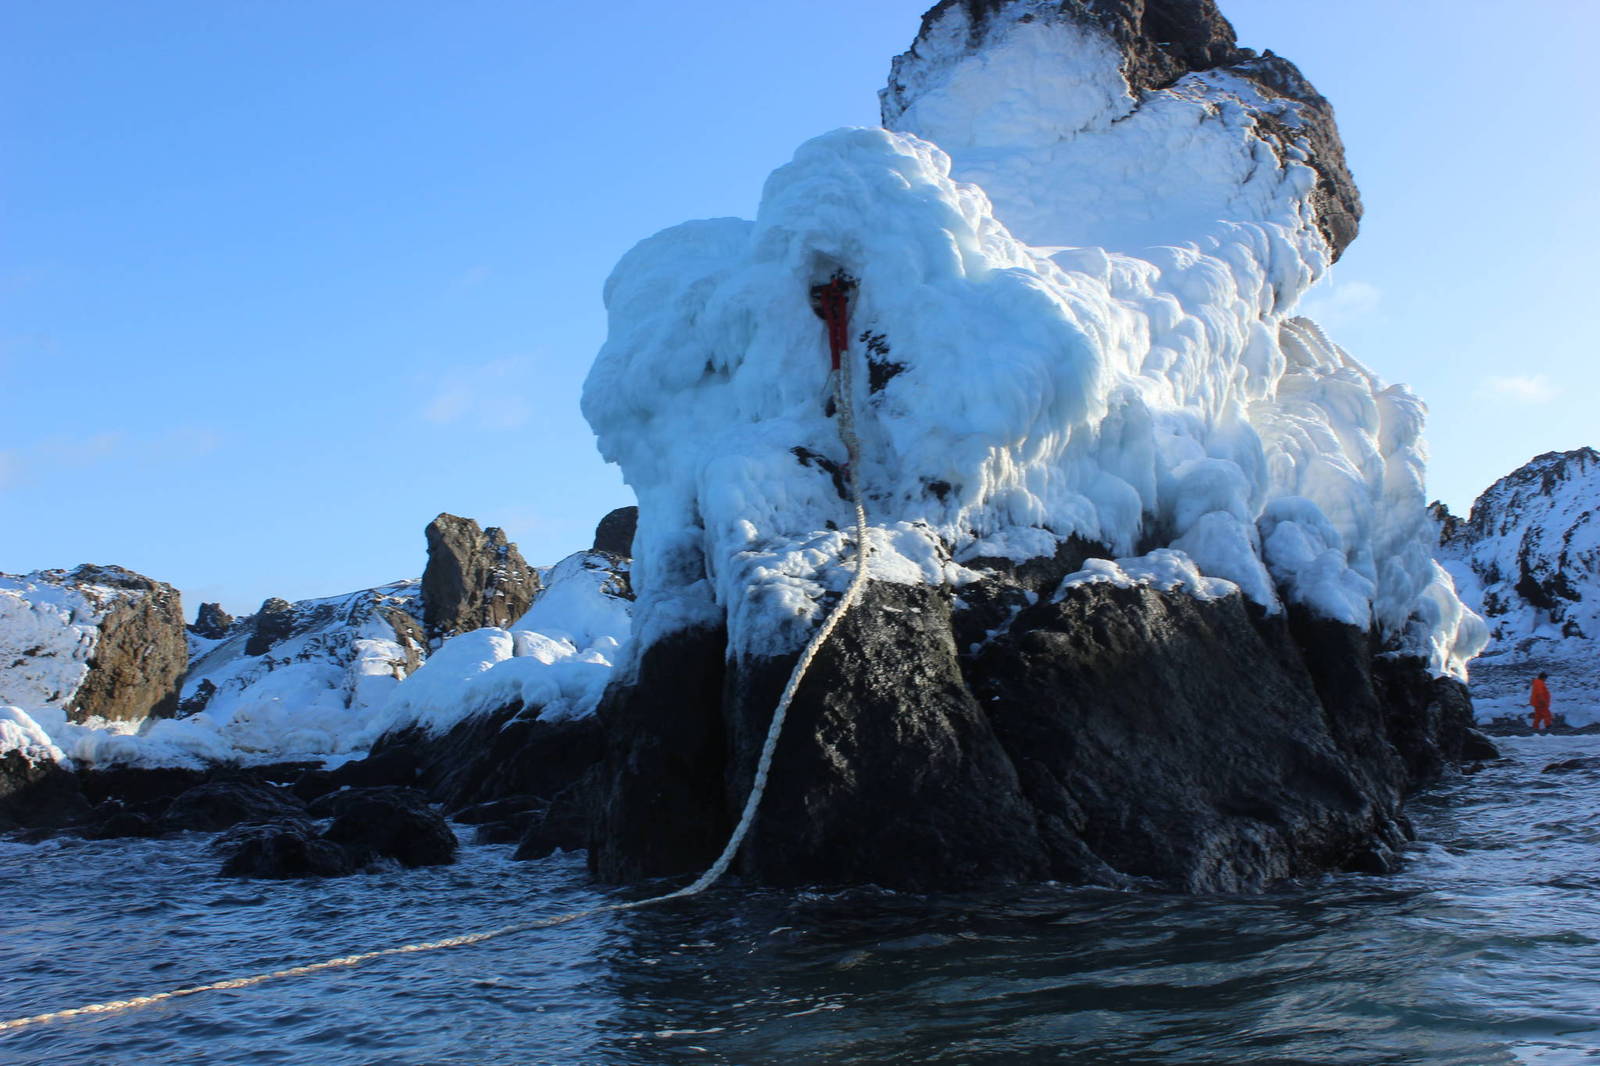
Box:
0, 312, 873, 1037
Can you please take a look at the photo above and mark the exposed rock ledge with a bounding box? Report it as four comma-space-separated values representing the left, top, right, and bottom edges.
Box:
588, 557, 1493, 893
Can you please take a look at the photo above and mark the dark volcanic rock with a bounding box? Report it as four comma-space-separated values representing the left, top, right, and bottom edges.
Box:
216, 819, 356, 879
0, 751, 90, 832
244, 597, 298, 657
1543, 757, 1600, 774
163, 778, 307, 832
593, 506, 639, 557
371, 707, 603, 814
291, 746, 419, 801
422, 514, 540, 640
317, 787, 457, 868
190, 602, 235, 639
591, 573, 1489, 893
514, 775, 599, 860
67, 565, 188, 724
82, 807, 166, 840
590, 625, 732, 882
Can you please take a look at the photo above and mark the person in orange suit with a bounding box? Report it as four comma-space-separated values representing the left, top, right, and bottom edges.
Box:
1529, 672, 1553, 732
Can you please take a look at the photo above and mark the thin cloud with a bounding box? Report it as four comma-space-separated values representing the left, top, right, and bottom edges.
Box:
0, 428, 221, 488
1482, 374, 1557, 404
418, 358, 535, 431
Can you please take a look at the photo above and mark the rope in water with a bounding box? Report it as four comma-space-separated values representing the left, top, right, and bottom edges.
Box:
0, 292, 873, 1037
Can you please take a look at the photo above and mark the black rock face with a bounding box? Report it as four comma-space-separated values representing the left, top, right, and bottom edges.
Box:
190, 602, 235, 639
588, 570, 1490, 893
218, 821, 357, 879
421, 513, 540, 640
163, 778, 307, 833
0, 752, 91, 832
316, 787, 458, 868
593, 506, 639, 558
245, 597, 298, 657
883, 0, 1362, 259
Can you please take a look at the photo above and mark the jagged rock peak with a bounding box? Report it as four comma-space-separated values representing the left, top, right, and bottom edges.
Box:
1437, 446, 1599, 650
1464, 447, 1600, 540
190, 602, 235, 640
592, 506, 638, 558
882, 0, 1362, 258
244, 597, 297, 657
421, 513, 540, 640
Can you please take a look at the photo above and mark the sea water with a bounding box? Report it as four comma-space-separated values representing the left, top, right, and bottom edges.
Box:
3, 735, 1597, 1065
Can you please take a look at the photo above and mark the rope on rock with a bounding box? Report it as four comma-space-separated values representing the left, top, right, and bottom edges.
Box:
0, 275, 872, 1037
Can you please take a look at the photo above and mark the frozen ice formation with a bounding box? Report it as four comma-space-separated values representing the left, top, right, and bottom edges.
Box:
584, 0, 1484, 679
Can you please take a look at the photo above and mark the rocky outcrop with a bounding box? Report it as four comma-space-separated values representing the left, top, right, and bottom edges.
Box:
0, 751, 90, 832
590, 563, 1491, 892
163, 778, 307, 832
2, 564, 191, 725
212, 788, 457, 878
592, 506, 639, 558
182, 581, 428, 731
882, 0, 1361, 258
244, 597, 297, 657
190, 602, 235, 640
1437, 448, 1599, 645
421, 514, 540, 640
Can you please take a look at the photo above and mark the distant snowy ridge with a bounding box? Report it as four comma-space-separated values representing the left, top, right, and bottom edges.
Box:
584, 3, 1483, 685
0, 523, 636, 770
1436, 447, 1600, 724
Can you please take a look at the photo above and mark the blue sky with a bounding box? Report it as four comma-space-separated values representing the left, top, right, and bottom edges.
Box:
4, 1, 1595, 616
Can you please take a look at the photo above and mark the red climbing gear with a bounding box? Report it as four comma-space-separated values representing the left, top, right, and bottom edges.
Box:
810, 273, 857, 371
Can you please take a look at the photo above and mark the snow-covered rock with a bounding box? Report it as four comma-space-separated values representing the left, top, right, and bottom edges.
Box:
584, 0, 1491, 892
1436, 447, 1600, 725
0, 565, 187, 742
0, 519, 636, 775
585, 3, 1479, 687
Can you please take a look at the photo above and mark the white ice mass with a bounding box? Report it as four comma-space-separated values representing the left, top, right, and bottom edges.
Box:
585, 4, 1483, 687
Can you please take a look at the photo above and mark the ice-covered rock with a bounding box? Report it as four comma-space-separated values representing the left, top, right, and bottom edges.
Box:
583, 0, 1489, 891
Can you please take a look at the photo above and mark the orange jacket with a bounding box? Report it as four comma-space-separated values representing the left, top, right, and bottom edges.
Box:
1531, 678, 1551, 710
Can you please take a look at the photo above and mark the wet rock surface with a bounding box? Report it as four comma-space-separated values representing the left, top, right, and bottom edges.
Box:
316, 787, 458, 869
590, 570, 1492, 893
163, 778, 308, 832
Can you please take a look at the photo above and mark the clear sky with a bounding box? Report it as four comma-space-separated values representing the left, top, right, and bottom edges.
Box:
4, 1, 1595, 617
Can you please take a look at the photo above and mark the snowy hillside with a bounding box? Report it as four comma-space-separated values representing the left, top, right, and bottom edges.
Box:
0, 547, 634, 771
1437, 448, 1600, 725
584, 1, 1482, 687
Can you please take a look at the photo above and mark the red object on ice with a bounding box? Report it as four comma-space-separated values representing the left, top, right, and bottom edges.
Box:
812, 276, 853, 371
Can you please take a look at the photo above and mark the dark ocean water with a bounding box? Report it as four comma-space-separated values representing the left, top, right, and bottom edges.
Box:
3, 735, 1598, 1065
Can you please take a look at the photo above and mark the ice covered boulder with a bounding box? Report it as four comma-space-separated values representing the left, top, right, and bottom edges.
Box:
582, 0, 1489, 891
